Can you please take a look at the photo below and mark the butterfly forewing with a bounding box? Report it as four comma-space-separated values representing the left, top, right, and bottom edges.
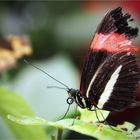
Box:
80, 7, 140, 112
80, 51, 108, 96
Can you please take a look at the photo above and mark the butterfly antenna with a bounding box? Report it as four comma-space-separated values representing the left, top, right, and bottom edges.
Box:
47, 86, 68, 90
24, 59, 70, 90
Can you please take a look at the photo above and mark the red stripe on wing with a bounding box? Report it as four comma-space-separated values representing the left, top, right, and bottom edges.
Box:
91, 33, 138, 53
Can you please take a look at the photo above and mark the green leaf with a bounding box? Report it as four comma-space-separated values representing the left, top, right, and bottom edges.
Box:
8, 115, 137, 140
7, 96, 139, 140
0, 87, 48, 139
132, 129, 140, 139
118, 122, 135, 133
79, 107, 110, 122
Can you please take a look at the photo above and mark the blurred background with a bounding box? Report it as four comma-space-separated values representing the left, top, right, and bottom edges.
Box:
0, 1, 140, 139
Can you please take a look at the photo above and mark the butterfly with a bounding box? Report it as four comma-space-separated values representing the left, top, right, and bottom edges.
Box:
66, 7, 140, 113
25, 7, 140, 116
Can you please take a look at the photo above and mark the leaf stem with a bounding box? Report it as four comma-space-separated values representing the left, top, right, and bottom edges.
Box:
57, 128, 63, 140
51, 135, 55, 140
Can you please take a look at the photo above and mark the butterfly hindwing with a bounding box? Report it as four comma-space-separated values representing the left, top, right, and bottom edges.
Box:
103, 54, 140, 111
86, 53, 140, 111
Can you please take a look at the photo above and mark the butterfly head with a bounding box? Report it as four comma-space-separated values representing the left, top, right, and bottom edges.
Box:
67, 88, 87, 108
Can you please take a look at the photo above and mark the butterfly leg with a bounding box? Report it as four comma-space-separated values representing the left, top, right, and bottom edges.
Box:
88, 107, 104, 123
60, 104, 71, 120
96, 107, 122, 132
60, 97, 74, 119
94, 107, 105, 123
71, 105, 78, 125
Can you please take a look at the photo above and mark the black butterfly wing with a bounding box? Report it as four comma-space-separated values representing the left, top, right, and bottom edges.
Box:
80, 50, 108, 97
80, 7, 140, 112
87, 52, 140, 111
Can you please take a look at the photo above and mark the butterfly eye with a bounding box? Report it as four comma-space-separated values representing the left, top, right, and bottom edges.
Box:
67, 97, 74, 105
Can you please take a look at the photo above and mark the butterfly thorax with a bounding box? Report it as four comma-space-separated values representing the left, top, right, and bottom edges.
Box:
68, 88, 93, 110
